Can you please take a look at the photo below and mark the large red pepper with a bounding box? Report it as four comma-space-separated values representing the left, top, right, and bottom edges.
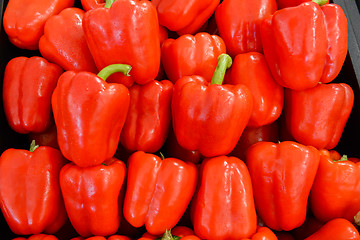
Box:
284, 83, 354, 150
123, 151, 198, 236
51, 64, 130, 167
246, 141, 320, 231
60, 158, 126, 237
191, 156, 257, 239
82, 0, 160, 87
39, 7, 98, 73
215, 0, 277, 57
151, 0, 219, 35
0, 141, 67, 235
261, 1, 347, 90
2, 0, 74, 50
304, 218, 360, 240
3, 56, 63, 134
309, 150, 360, 223
161, 32, 226, 84
120, 80, 173, 153
225, 52, 284, 127
171, 54, 253, 157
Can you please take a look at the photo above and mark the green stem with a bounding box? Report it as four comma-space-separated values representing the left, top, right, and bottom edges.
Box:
97, 64, 132, 81
104, 0, 116, 8
312, 0, 328, 6
159, 152, 165, 160
29, 140, 39, 152
210, 54, 232, 85
355, 211, 360, 226
333, 155, 348, 162
156, 230, 181, 240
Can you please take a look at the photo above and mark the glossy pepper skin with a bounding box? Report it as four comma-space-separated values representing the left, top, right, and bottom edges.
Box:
39, 8, 98, 73
284, 83, 354, 150
120, 80, 173, 153
241, 226, 278, 240
152, 0, 220, 35
215, 0, 277, 57
191, 156, 257, 239
60, 158, 126, 237
2, 0, 74, 50
309, 150, 360, 223
0, 142, 67, 235
123, 151, 198, 236
246, 141, 320, 231
51, 65, 130, 167
83, 0, 160, 87
304, 218, 360, 240
3, 56, 63, 134
172, 54, 253, 157
226, 52, 284, 127
161, 32, 226, 84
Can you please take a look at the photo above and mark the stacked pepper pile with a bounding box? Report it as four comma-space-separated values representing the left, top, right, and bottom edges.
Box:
1, 0, 360, 239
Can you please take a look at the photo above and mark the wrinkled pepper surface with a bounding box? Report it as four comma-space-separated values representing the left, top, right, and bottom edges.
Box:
82, 0, 160, 87
120, 80, 173, 153
3, 56, 63, 134
0, 141, 67, 235
39, 7, 98, 73
123, 151, 198, 236
51, 64, 130, 167
60, 158, 126, 237
171, 54, 253, 157
3, 0, 74, 50
246, 141, 320, 231
191, 156, 257, 239
284, 83, 354, 150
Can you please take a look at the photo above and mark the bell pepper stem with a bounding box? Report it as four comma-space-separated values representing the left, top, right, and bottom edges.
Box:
97, 64, 132, 81
159, 230, 181, 240
312, 0, 328, 6
29, 140, 39, 152
104, 0, 116, 8
355, 211, 360, 226
210, 53, 232, 85
333, 155, 348, 162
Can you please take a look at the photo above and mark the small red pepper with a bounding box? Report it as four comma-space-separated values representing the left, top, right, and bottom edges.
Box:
191, 156, 257, 239
171, 54, 253, 157
2, 0, 74, 50
80, 0, 105, 11
309, 150, 360, 223
3, 56, 63, 134
39, 7, 98, 73
246, 141, 320, 231
161, 32, 226, 84
215, 0, 277, 56
120, 80, 173, 153
304, 218, 360, 240
12, 234, 59, 240
60, 158, 126, 237
284, 83, 354, 150
151, 0, 220, 35
0, 141, 67, 235
82, 0, 160, 87
123, 151, 198, 236
51, 64, 130, 167
241, 226, 278, 240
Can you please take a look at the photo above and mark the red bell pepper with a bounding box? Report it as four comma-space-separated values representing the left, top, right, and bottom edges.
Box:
215, 0, 277, 57
261, 1, 347, 90
2, 0, 74, 50
0, 141, 67, 235
191, 156, 257, 239
80, 0, 105, 11
120, 80, 173, 153
171, 54, 253, 157
39, 7, 98, 73
71, 235, 131, 240
12, 234, 59, 240
151, 0, 220, 35
161, 32, 226, 84
123, 151, 198, 236
284, 83, 354, 150
3, 56, 63, 134
60, 158, 126, 237
304, 218, 360, 240
309, 150, 360, 223
276, 0, 329, 9
225, 52, 284, 127
51, 64, 130, 167
246, 141, 320, 231
82, 0, 160, 87
241, 226, 278, 240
